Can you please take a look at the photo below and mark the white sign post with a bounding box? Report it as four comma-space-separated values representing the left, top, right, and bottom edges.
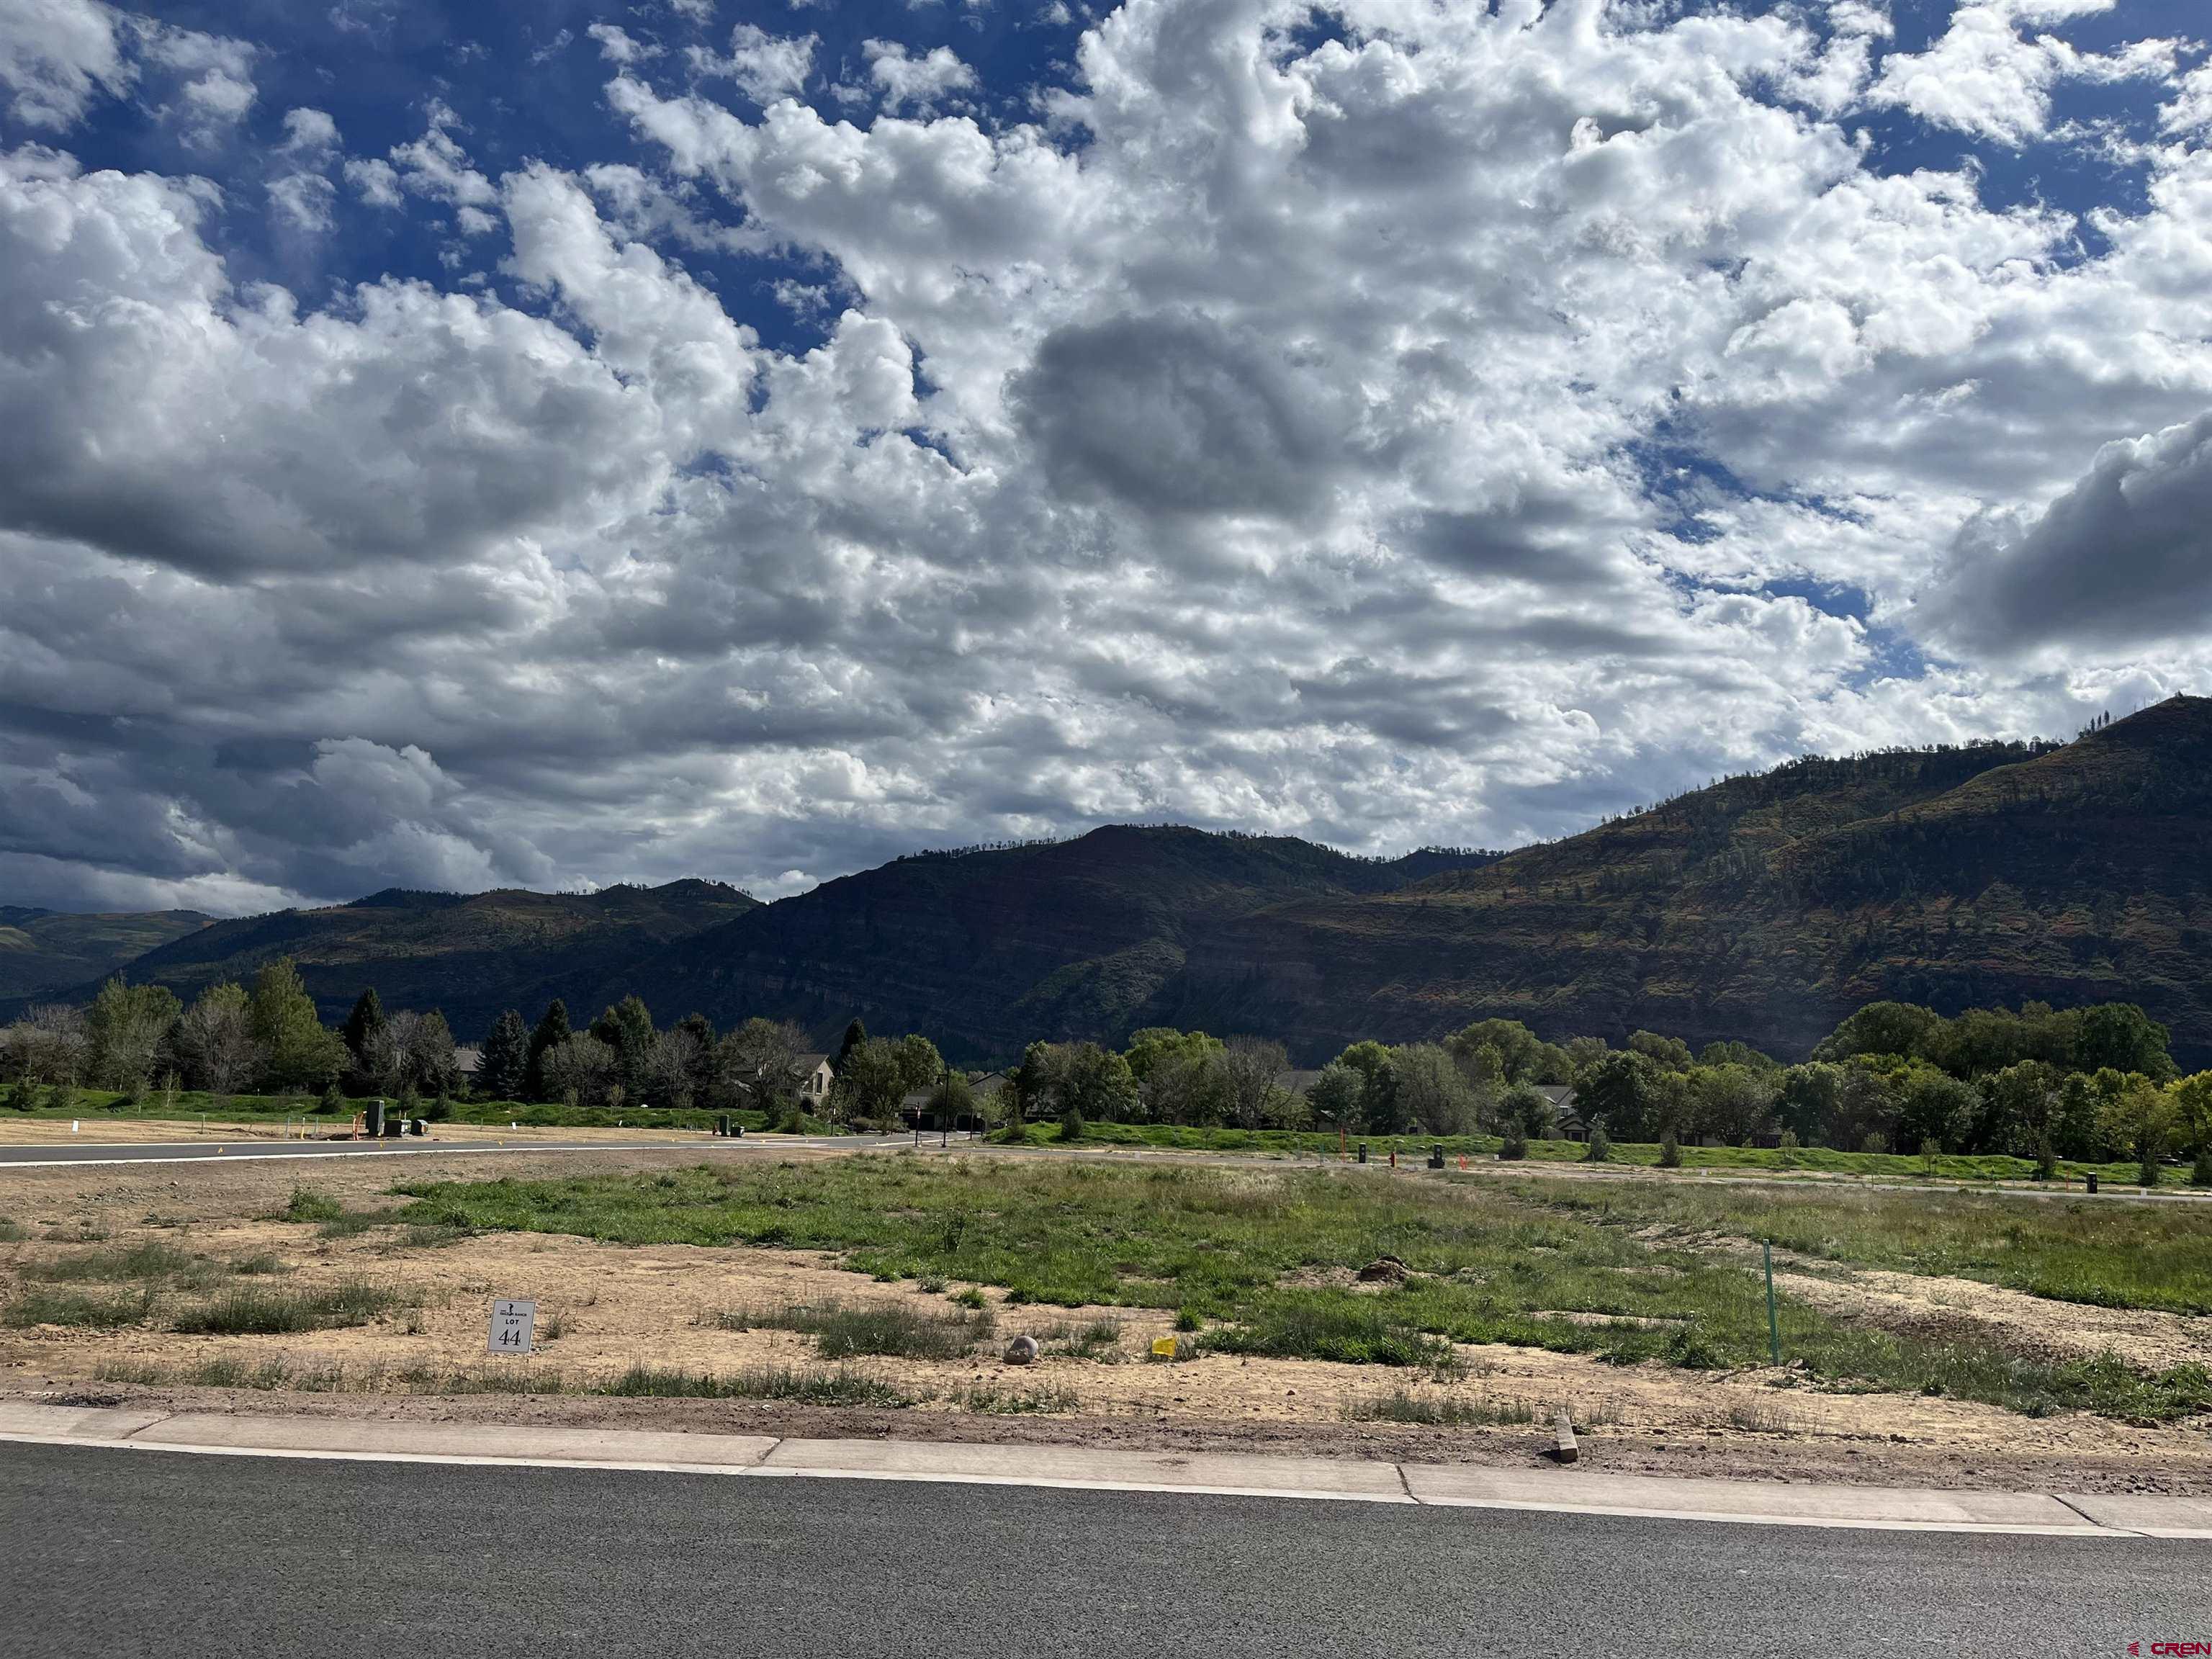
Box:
487, 1298, 536, 1356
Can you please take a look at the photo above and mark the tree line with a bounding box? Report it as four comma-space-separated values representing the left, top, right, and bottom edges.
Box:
2, 969, 2206, 1180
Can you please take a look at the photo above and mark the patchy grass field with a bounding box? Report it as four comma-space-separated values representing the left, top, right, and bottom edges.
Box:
1503, 1178, 2212, 1316
986, 1120, 2170, 1186
6, 1144, 2212, 1493
393, 1157, 2212, 1424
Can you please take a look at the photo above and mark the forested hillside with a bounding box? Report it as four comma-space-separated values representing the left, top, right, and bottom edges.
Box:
1179, 696, 2212, 1064
0, 907, 210, 1002
30, 882, 757, 1037
600, 828, 1503, 1059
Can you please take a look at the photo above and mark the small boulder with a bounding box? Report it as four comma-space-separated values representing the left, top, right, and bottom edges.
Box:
1357, 1256, 1409, 1284
1003, 1335, 1040, 1366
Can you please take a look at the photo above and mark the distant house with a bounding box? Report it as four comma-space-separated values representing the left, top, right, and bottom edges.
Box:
452, 1046, 481, 1079
797, 1054, 833, 1107
901, 1072, 1001, 1130
1534, 1083, 1583, 1138
1274, 1069, 1324, 1100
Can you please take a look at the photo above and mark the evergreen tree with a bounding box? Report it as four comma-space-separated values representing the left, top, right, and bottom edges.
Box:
251, 958, 346, 1090
834, 1018, 868, 1072
523, 1000, 572, 1103
477, 1009, 529, 1102
342, 989, 387, 1068
603, 995, 655, 1094
675, 1012, 719, 1103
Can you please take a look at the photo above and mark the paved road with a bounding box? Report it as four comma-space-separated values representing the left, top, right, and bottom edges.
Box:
0, 1133, 925, 1166
2, 1442, 2200, 1658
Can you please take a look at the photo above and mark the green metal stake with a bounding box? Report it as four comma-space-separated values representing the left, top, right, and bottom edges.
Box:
1763, 1240, 1781, 1365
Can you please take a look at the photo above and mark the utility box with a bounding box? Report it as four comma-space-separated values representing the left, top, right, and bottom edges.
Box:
363, 1100, 385, 1140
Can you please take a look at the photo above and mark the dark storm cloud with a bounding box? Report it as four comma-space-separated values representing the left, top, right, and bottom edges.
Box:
1924, 412, 2212, 655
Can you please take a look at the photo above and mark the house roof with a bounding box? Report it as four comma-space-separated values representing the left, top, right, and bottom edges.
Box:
1274, 1069, 1325, 1096
797, 1053, 830, 1071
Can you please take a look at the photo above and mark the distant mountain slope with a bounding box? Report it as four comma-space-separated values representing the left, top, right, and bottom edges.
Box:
1177, 696, 2212, 1065
12, 698, 2208, 1066
0, 907, 211, 1002
607, 827, 1503, 1061
55, 881, 757, 1037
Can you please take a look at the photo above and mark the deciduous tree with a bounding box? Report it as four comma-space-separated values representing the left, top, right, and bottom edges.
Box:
174, 983, 256, 1096
86, 979, 179, 1092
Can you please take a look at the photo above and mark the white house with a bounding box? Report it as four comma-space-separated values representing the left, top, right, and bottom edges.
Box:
797, 1054, 833, 1106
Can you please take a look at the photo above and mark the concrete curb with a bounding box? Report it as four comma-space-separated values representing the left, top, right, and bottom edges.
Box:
4, 1402, 2207, 1538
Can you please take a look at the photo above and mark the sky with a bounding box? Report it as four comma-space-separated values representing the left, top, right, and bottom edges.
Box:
1, 0, 2208, 916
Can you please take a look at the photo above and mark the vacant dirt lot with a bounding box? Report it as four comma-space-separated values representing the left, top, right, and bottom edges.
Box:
3, 1143, 2207, 1494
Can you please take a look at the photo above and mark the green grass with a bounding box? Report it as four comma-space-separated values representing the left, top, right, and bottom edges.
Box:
0, 1217, 24, 1243
396, 1155, 2211, 1423
709, 1298, 995, 1360
2, 1286, 154, 1328
981, 1121, 2157, 1185
168, 1280, 418, 1335
1205, 1293, 1462, 1370
958, 1382, 1079, 1413
17, 1241, 205, 1284
20, 1084, 2160, 1185
281, 1187, 344, 1223
1506, 1179, 2212, 1316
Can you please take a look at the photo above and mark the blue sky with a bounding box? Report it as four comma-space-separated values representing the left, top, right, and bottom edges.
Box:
2, 0, 2209, 913
48, 2, 2203, 340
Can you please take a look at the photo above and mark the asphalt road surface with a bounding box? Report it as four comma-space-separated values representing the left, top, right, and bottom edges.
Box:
0, 1134, 920, 1166
3, 1442, 2201, 1658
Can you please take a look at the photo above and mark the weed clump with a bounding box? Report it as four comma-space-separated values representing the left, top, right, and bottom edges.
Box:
169, 1280, 416, 1335
711, 1298, 994, 1360
282, 1188, 343, 1224
1342, 1390, 1535, 1426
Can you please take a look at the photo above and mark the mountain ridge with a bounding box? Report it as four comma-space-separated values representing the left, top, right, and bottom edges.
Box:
15, 880, 758, 1035
6, 697, 2207, 1065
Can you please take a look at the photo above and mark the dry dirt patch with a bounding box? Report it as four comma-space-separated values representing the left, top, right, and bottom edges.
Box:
1768, 1264, 2212, 1373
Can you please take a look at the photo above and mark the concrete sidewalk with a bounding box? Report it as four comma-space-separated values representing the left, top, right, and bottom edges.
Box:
3, 1401, 2206, 1539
